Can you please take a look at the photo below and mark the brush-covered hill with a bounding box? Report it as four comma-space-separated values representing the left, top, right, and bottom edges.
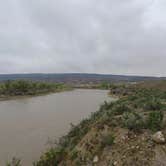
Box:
33, 80, 166, 166
0, 73, 164, 85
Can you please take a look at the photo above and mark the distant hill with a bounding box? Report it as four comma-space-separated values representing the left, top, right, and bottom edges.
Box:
0, 73, 165, 84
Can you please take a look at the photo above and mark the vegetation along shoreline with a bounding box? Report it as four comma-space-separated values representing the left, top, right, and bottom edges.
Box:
0, 80, 72, 101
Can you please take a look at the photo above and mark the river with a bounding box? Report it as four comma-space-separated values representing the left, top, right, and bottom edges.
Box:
0, 89, 113, 165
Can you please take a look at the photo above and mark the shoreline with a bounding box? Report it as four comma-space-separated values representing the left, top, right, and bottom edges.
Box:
0, 88, 73, 102
0, 88, 113, 102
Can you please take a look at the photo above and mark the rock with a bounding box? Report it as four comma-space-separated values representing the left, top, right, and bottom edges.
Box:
121, 135, 129, 142
131, 146, 135, 149
152, 131, 165, 144
93, 155, 99, 163
140, 151, 144, 154
113, 161, 118, 165
122, 155, 126, 158
141, 136, 145, 141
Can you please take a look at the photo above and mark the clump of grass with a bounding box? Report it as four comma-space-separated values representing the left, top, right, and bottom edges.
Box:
143, 99, 163, 111
122, 112, 145, 131
146, 111, 164, 131
6, 158, 21, 166
33, 147, 65, 166
112, 104, 131, 115
99, 101, 115, 111
69, 149, 79, 160
101, 133, 115, 148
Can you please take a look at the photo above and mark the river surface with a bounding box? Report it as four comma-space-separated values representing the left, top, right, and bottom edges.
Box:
0, 89, 113, 165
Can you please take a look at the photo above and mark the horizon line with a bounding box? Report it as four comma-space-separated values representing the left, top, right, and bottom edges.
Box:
0, 72, 165, 78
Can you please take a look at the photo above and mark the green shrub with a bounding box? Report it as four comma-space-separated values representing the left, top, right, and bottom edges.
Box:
99, 82, 111, 89
143, 99, 163, 111
113, 104, 131, 115
132, 97, 148, 109
67, 123, 89, 149
70, 149, 79, 160
100, 101, 114, 111
128, 95, 138, 101
33, 147, 65, 166
147, 111, 164, 131
122, 112, 144, 131
101, 134, 115, 147
6, 158, 21, 166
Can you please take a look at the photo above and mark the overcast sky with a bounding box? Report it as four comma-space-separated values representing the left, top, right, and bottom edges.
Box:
0, 0, 166, 76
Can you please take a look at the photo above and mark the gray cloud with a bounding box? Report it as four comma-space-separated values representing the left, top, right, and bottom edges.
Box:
0, 0, 166, 76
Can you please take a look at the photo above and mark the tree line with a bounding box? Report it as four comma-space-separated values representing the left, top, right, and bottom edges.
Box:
0, 80, 67, 96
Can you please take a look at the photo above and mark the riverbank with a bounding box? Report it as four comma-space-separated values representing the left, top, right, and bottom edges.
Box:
0, 88, 72, 101
34, 80, 166, 166
0, 80, 72, 101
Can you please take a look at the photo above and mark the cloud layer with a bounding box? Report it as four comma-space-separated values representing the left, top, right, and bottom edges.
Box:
0, 0, 166, 76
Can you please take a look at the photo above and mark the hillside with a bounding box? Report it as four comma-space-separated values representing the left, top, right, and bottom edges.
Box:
0, 73, 164, 85
32, 80, 166, 166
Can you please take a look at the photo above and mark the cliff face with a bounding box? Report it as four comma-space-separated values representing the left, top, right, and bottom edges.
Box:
35, 81, 166, 166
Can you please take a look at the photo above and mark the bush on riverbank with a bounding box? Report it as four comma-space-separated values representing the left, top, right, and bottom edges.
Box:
122, 112, 145, 131
147, 111, 164, 131
0, 80, 69, 97
6, 158, 21, 166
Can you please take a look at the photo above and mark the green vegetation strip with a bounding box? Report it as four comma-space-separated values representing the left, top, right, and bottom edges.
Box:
0, 80, 70, 98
